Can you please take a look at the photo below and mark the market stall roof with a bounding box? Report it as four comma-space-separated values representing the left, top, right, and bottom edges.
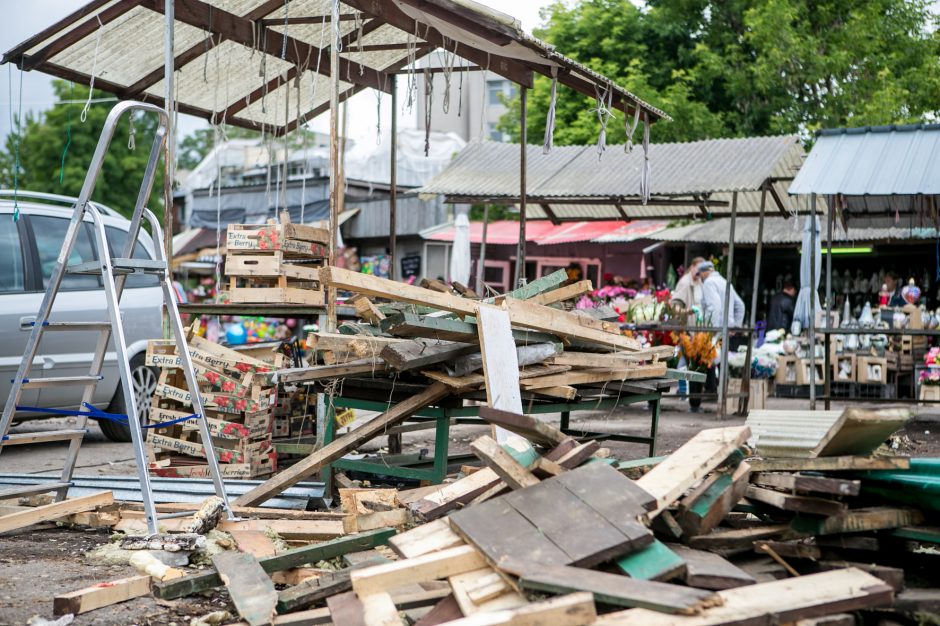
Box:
789, 124, 940, 218
417, 135, 809, 220
2, 0, 668, 135
421, 219, 670, 245
647, 215, 939, 246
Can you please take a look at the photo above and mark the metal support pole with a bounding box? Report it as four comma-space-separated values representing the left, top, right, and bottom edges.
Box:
163, 0, 175, 333
717, 192, 738, 419
389, 75, 398, 280
825, 196, 834, 410
738, 188, 767, 415
514, 87, 527, 287
326, 0, 340, 332
477, 204, 489, 294
809, 194, 817, 410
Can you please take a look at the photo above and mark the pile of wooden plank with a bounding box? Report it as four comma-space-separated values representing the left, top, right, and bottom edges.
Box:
145, 335, 279, 478
224, 214, 329, 305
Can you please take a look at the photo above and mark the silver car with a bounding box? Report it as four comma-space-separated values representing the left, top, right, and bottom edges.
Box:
0, 191, 163, 442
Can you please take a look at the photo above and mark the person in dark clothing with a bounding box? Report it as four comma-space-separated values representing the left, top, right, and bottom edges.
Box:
767, 280, 797, 331
884, 271, 906, 307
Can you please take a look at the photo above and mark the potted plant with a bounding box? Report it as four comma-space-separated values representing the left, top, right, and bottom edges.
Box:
679, 332, 718, 410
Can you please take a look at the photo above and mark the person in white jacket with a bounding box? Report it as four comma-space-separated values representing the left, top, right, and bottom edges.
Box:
697, 261, 745, 328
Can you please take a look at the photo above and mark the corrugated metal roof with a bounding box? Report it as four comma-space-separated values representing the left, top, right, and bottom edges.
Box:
2, 0, 667, 135
789, 125, 940, 216
745, 410, 844, 458
418, 136, 808, 218
648, 215, 939, 245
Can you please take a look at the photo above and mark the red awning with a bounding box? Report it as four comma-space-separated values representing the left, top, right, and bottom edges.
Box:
422, 220, 668, 245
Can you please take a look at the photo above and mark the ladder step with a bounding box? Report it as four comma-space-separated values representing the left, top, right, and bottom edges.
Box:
37, 321, 112, 332
0, 482, 72, 499
1, 429, 86, 446
67, 258, 167, 276
18, 375, 104, 388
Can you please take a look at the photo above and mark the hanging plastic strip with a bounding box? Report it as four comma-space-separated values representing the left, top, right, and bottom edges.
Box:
625, 99, 641, 153
593, 84, 613, 157
81, 16, 104, 123
640, 112, 651, 205
542, 66, 558, 155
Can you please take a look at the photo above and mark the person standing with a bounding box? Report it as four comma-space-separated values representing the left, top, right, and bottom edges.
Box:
767, 280, 797, 331
698, 261, 745, 328
884, 271, 906, 307
671, 256, 705, 311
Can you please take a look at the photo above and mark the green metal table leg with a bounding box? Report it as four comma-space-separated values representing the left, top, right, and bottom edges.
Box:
432, 414, 450, 484
320, 401, 336, 496
648, 396, 661, 456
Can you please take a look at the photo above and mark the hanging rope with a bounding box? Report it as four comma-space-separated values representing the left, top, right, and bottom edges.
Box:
624, 99, 641, 153
127, 112, 136, 150
457, 57, 465, 117
81, 15, 104, 123
590, 84, 613, 158
436, 40, 458, 114
355, 11, 364, 76
281, 0, 289, 59
374, 88, 382, 145
542, 66, 558, 154
478, 54, 490, 141
404, 23, 419, 114
640, 112, 651, 205
423, 67, 433, 156
59, 81, 73, 184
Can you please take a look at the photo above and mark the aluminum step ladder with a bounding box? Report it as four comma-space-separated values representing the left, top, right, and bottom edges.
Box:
0, 101, 232, 534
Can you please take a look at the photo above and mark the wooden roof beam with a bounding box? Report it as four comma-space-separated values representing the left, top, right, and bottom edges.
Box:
539, 203, 561, 225
343, 0, 533, 88
139, 0, 392, 94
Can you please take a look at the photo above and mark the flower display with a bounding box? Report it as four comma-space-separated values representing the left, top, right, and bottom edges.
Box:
678, 332, 718, 372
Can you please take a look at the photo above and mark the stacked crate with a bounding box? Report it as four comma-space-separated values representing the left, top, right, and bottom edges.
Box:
224, 214, 329, 305
145, 335, 278, 478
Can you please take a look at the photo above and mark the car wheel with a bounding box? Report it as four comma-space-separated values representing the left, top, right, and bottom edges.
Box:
101, 353, 158, 443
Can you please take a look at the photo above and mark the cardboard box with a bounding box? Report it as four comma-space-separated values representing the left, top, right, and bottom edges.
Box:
796, 358, 825, 385
831, 354, 856, 382
857, 356, 888, 384
775, 356, 800, 385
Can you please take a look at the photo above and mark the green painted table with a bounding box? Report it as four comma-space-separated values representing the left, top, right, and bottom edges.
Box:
291, 377, 676, 485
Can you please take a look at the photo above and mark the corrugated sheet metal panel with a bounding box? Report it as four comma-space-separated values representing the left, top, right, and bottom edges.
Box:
419, 143, 583, 198
420, 137, 808, 218
745, 410, 843, 458
649, 216, 939, 245
537, 135, 803, 197
591, 220, 671, 243
790, 125, 940, 197
343, 195, 450, 238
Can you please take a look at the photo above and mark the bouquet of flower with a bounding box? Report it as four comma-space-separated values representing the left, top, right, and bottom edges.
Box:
921, 370, 940, 386
678, 332, 718, 372
925, 347, 940, 368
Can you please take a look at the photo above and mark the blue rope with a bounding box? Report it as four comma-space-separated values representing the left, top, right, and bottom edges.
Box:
15, 403, 200, 429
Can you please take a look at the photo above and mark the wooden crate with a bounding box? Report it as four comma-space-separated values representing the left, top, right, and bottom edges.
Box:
857, 356, 888, 384
795, 359, 825, 385
831, 354, 856, 382
225, 274, 326, 306
226, 222, 329, 257
149, 405, 272, 441
150, 453, 275, 479
725, 378, 768, 413
775, 356, 800, 384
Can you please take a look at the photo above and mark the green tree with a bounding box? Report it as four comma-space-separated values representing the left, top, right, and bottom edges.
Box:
0, 80, 166, 220
500, 0, 940, 144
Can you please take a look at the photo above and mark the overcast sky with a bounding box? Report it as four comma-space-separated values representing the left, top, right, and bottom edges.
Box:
0, 0, 550, 147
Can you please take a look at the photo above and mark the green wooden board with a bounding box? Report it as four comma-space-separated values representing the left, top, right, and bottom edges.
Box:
615, 538, 686, 581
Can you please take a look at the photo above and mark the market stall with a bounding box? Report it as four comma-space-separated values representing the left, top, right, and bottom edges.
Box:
789, 123, 940, 409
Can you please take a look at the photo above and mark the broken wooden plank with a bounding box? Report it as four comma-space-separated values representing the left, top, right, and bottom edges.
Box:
665, 544, 756, 590
443, 592, 597, 626
752, 540, 821, 561
231, 529, 279, 558
750, 473, 860, 497
676, 463, 751, 537
449, 567, 528, 616
687, 525, 793, 552
212, 551, 278, 626
790, 507, 923, 536
277, 570, 357, 614
637, 427, 750, 517
615, 539, 686, 582
350, 545, 486, 596
748, 456, 910, 472
381, 339, 476, 371
745, 485, 847, 516
388, 518, 465, 559
470, 435, 539, 490
381, 311, 557, 345
502, 560, 716, 614
0, 491, 113, 534
477, 406, 567, 447
154, 528, 395, 599
815, 408, 909, 457
326, 591, 366, 626
53, 575, 152, 616
547, 347, 677, 368
321, 267, 641, 350
530, 280, 593, 306
234, 383, 450, 506
477, 304, 524, 417
279, 358, 387, 383
414, 594, 463, 625
410, 468, 502, 520
593, 568, 892, 626
520, 363, 667, 389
